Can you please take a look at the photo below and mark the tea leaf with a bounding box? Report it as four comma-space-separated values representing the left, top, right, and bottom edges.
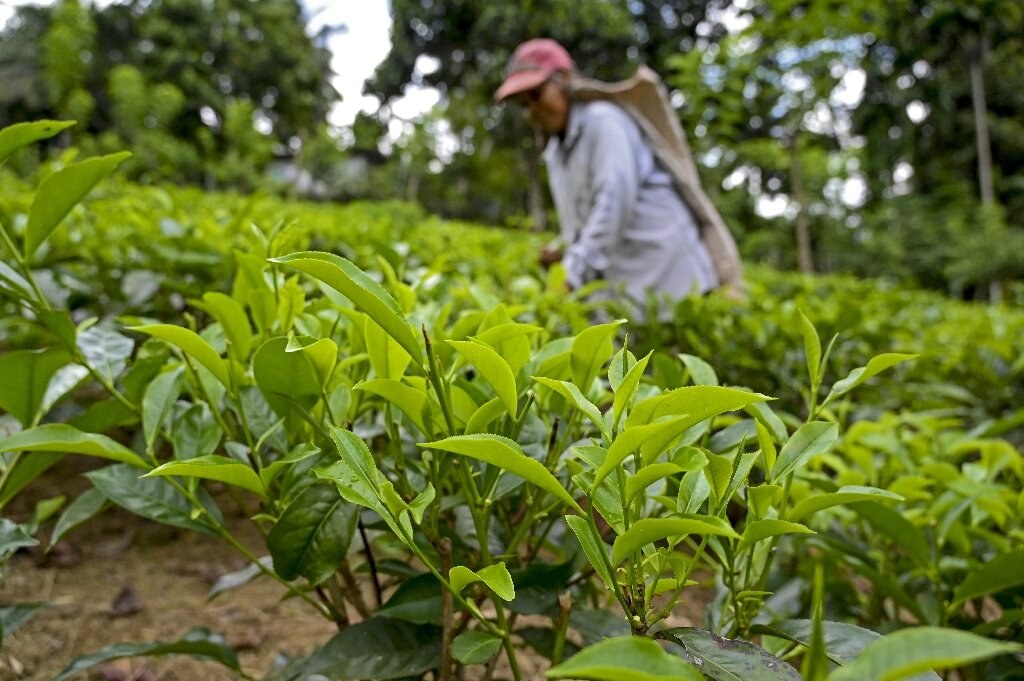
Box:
420, 434, 581, 512
593, 416, 691, 490
54, 627, 240, 681
270, 251, 422, 361
826, 627, 1021, 681
787, 486, 903, 522
625, 463, 685, 503
201, 292, 253, 360
0, 120, 75, 166
131, 324, 230, 389
612, 517, 739, 565
770, 421, 838, 483
449, 339, 518, 417
799, 310, 822, 389
533, 376, 608, 439
678, 353, 719, 386
950, 548, 1024, 608
822, 353, 918, 407
565, 514, 615, 591
465, 396, 505, 435
0, 424, 148, 469
613, 350, 654, 425
142, 367, 184, 453
357, 379, 432, 436
144, 455, 266, 498
365, 317, 411, 380
86, 464, 222, 535
660, 627, 802, 680
451, 630, 502, 665
0, 347, 70, 427
49, 488, 108, 548
627, 386, 770, 429
570, 320, 626, 391
26, 151, 131, 259
267, 482, 358, 585
546, 636, 703, 681
738, 519, 815, 552
450, 562, 515, 601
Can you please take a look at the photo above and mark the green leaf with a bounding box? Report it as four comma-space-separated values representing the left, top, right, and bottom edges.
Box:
678, 354, 719, 386
626, 463, 684, 503
201, 292, 253, 359
799, 311, 822, 389
614, 350, 654, 424
86, 464, 221, 535
0, 347, 70, 427
408, 484, 435, 524
770, 422, 838, 483
661, 627, 802, 680
365, 317, 411, 380
266, 617, 441, 681
534, 376, 608, 439
420, 434, 581, 513
0, 602, 51, 645
0, 452, 64, 509
270, 251, 422, 361
565, 514, 615, 591
609, 342, 637, 392
951, 549, 1024, 608
593, 416, 691, 490
142, 368, 184, 452
54, 627, 240, 681
376, 573, 442, 624
852, 501, 931, 569
822, 353, 918, 407
253, 336, 324, 419
76, 324, 133, 385
451, 630, 503, 665
25, 151, 131, 259
259, 443, 320, 490
546, 636, 703, 681
570, 320, 626, 391
612, 517, 739, 565
0, 518, 38, 560
787, 486, 903, 522
627, 386, 770, 429
449, 339, 518, 417
357, 379, 432, 436
738, 519, 814, 552
750, 620, 896, 669
49, 488, 107, 548
465, 396, 506, 435
827, 627, 1022, 681
450, 562, 515, 601
0, 424, 148, 469
131, 324, 230, 390
267, 482, 358, 585
144, 455, 266, 498
0, 120, 75, 166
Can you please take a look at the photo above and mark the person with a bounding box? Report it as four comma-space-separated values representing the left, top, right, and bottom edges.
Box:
494, 38, 743, 317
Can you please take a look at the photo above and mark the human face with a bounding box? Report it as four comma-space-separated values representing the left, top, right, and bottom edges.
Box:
514, 78, 569, 134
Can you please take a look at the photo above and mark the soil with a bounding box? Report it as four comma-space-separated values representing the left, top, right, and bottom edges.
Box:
1, 457, 710, 681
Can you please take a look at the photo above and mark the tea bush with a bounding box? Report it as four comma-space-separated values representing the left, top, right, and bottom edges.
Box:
1, 122, 1022, 680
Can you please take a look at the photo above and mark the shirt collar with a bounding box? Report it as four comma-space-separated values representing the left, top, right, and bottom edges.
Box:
546, 101, 585, 159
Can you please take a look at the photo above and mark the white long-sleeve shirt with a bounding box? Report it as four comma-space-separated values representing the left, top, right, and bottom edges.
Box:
544, 100, 718, 311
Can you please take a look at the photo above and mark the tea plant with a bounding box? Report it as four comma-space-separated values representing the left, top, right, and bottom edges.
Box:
1, 122, 1022, 680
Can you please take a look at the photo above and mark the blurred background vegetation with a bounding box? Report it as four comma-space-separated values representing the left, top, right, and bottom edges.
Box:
2, 0, 1022, 297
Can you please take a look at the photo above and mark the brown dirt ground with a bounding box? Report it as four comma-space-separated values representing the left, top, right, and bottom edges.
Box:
1, 458, 710, 681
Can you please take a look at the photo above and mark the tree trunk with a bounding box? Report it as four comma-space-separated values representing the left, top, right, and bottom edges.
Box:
970, 36, 994, 206
528, 127, 547, 232
790, 133, 814, 273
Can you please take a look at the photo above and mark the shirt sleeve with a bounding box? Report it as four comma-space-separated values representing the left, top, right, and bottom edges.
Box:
562, 108, 641, 289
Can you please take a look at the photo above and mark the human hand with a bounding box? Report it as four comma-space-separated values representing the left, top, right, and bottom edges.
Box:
539, 244, 563, 268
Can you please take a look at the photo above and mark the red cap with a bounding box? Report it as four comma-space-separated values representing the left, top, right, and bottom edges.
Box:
495, 39, 574, 103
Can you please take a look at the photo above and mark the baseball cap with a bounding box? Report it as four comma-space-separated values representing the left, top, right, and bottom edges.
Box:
494, 38, 574, 103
